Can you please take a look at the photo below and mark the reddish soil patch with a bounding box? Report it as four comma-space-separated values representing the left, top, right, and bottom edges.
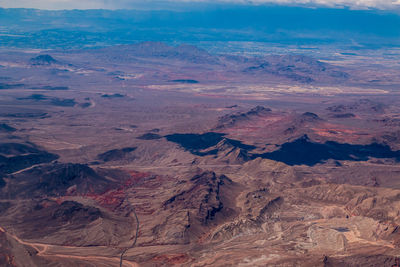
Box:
312, 123, 371, 143
87, 170, 170, 210
224, 114, 289, 138
126, 171, 151, 186
152, 253, 190, 264
88, 189, 125, 209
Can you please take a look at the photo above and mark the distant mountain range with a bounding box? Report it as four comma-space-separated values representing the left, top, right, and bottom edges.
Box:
0, 6, 399, 49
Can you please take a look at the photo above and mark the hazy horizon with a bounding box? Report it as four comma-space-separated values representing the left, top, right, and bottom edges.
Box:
1, 0, 400, 11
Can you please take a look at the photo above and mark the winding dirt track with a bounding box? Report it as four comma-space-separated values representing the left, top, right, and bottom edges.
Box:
120, 208, 139, 267
0, 227, 139, 267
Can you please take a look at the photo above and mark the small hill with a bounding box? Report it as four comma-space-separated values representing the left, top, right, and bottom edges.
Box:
97, 147, 136, 162
29, 54, 57, 66
0, 124, 16, 133
101, 93, 125, 98
216, 106, 271, 129
17, 94, 76, 107
297, 112, 322, 123
137, 133, 162, 140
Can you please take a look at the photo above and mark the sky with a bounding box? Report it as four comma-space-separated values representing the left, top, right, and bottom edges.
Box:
0, 0, 399, 10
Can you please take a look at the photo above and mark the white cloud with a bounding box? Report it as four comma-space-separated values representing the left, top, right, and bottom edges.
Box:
0, 0, 399, 10
0, 0, 113, 9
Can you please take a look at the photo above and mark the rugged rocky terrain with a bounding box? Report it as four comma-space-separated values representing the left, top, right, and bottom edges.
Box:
0, 41, 400, 266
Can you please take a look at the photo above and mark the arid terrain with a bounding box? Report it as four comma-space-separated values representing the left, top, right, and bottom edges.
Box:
0, 40, 400, 267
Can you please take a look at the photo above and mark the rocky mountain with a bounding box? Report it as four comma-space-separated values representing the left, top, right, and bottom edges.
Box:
0, 142, 58, 177
1, 163, 116, 198
163, 171, 238, 242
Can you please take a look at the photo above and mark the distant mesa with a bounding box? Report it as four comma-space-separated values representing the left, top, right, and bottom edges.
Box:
101, 93, 125, 98
97, 147, 136, 162
0, 123, 16, 133
225, 105, 238, 108
18, 94, 46, 101
216, 105, 271, 129
0, 82, 25, 90
331, 113, 355, 118
170, 79, 199, 84
30, 54, 57, 66
0, 112, 50, 119
17, 94, 76, 107
137, 133, 162, 140
57, 98, 75, 106
30, 85, 69, 90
